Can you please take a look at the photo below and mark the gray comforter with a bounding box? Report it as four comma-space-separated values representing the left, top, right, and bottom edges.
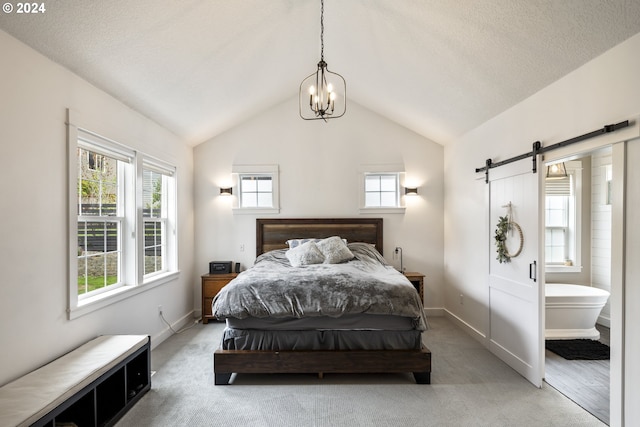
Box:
212, 243, 427, 331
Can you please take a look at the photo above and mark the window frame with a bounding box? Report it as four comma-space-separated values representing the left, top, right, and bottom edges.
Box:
141, 158, 177, 282
231, 164, 280, 214
67, 111, 178, 319
358, 165, 406, 214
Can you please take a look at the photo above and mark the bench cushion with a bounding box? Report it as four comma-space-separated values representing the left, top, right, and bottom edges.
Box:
0, 335, 148, 427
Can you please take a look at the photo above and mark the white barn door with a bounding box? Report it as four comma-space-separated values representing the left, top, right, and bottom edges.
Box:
488, 159, 543, 387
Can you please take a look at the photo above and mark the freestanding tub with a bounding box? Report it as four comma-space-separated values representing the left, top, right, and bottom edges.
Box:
545, 283, 610, 340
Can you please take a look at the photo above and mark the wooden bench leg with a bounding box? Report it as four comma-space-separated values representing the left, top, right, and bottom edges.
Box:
413, 372, 430, 384
215, 372, 232, 385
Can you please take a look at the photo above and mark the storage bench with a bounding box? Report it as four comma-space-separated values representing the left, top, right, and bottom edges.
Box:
0, 335, 150, 427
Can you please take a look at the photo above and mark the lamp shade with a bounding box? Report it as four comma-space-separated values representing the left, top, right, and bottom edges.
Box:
546, 163, 567, 180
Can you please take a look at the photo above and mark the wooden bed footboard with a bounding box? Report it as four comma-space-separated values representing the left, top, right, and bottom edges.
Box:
213, 346, 431, 385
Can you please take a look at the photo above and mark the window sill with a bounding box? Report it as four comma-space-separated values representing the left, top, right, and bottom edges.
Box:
545, 265, 582, 273
359, 207, 406, 214
68, 271, 180, 320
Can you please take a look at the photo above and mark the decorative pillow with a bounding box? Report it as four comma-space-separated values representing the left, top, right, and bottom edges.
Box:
316, 236, 354, 264
285, 241, 325, 267
286, 237, 348, 249
286, 238, 321, 249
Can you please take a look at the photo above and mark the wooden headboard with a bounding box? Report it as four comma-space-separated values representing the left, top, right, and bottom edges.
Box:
256, 218, 383, 256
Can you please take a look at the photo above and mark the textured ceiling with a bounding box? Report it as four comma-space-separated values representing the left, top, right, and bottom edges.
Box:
1, 0, 640, 146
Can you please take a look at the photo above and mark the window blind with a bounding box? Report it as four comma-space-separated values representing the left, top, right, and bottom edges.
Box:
545, 176, 571, 196
77, 129, 134, 163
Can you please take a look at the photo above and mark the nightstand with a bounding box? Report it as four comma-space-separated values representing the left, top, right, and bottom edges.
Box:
201, 273, 238, 323
404, 272, 424, 302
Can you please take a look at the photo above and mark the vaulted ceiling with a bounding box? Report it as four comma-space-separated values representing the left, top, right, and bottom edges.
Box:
2, 1, 640, 146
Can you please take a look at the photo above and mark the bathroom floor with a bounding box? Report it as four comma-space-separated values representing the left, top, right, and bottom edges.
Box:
544, 324, 610, 425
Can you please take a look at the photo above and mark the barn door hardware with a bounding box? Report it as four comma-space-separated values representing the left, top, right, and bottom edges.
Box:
475, 120, 630, 183
529, 260, 537, 282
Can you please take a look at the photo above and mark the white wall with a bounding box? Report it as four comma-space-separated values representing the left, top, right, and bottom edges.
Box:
0, 31, 194, 386
445, 32, 640, 425
193, 97, 444, 313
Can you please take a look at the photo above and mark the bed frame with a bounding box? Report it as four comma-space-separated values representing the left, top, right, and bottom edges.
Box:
214, 218, 431, 385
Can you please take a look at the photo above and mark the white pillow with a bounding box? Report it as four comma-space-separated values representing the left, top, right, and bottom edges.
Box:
285, 241, 325, 267
316, 236, 354, 264
286, 237, 348, 249
285, 238, 321, 249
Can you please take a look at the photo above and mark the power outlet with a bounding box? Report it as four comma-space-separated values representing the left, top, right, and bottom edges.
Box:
158, 305, 163, 316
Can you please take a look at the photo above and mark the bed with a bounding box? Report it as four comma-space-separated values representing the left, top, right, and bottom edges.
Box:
212, 218, 431, 385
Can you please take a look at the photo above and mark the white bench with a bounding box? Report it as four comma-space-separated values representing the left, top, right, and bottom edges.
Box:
0, 335, 150, 427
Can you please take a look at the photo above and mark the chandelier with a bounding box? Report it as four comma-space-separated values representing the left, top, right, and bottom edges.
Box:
299, 0, 346, 121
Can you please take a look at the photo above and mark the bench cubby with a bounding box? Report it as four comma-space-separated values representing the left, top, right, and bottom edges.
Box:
0, 335, 150, 427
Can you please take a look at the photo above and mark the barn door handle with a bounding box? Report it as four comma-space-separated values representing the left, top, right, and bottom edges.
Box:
529, 261, 537, 282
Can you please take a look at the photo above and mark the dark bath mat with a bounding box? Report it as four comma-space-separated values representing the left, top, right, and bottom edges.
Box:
545, 339, 610, 360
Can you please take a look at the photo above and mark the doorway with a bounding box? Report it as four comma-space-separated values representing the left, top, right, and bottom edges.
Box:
542, 147, 614, 425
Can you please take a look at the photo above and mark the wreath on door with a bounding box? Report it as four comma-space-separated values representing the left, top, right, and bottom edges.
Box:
494, 213, 524, 263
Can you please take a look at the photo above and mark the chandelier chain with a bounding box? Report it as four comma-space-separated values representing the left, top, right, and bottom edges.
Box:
320, 0, 324, 61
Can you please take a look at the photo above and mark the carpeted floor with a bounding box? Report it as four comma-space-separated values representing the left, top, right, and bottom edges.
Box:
116, 317, 605, 427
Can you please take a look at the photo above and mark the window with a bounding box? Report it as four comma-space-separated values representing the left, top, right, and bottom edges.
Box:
603, 164, 613, 205
544, 161, 581, 271
232, 165, 279, 214
142, 160, 176, 278
365, 173, 400, 207
545, 190, 570, 264
77, 147, 125, 297
239, 175, 273, 208
68, 115, 178, 319
359, 165, 406, 213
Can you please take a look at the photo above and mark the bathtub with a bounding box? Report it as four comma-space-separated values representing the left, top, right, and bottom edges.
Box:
545, 283, 610, 340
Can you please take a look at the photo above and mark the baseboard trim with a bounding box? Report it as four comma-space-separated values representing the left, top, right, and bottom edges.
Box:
151, 310, 196, 349
444, 309, 487, 344
424, 307, 445, 317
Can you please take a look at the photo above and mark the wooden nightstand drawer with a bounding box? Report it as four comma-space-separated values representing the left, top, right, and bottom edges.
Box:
201, 273, 238, 323
203, 280, 229, 295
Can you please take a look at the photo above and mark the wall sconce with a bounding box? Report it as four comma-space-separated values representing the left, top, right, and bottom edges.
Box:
220, 187, 232, 196
405, 187, 418, 196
